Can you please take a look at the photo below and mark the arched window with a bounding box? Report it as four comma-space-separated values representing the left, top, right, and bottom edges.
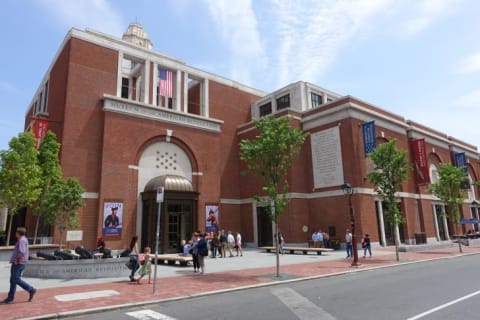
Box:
429, 164, 439, 184
468, 174, 476, 201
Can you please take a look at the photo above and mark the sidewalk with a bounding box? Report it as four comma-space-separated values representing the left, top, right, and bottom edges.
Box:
1, 245, 479, 320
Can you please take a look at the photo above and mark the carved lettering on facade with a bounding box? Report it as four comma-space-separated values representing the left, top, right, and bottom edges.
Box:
103, 97, 222, 132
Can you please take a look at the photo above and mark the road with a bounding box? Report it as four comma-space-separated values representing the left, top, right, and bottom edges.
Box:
72, 254, 480, 320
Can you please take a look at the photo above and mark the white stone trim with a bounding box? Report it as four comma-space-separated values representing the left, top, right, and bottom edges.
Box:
82, 192, 99, 199
175, 70, 181, 111
192, 172, 203, 176
128, 165, 139, 170
103, 94, 223, 132
219, 187, 468, 204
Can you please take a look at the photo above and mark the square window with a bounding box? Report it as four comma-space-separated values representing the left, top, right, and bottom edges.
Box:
276, 94, 290, 110
259, 102, 272, 117
311, 92, 323, 108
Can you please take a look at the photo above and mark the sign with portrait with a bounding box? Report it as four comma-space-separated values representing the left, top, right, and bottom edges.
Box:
102, 200, 123, 237
205, 204, 219, 233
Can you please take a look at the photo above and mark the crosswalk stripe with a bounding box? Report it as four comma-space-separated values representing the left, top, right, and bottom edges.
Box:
271, 287, 336, 320
126, 309, 177, 320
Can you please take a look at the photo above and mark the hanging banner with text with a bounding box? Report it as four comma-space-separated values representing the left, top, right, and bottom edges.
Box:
32, 119, 49, 149
412, 138, 430, 184
362, 121, 376, 156
454, 152, 470, 189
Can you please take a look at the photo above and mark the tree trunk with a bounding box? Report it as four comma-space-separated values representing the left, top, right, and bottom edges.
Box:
59, 231, 63, 250
6, 210, 13, 246
455, 223, 463, 253
394, 222, 400, 262
272, 200, 280, 278
33, 213, 41, 245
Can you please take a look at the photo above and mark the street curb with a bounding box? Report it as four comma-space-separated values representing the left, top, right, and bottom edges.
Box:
19, 251, 480, 320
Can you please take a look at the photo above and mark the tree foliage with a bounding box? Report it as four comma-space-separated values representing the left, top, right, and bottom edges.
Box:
240, 116, 308, 276
240, 116, 308, 222
45, 177, 84, 248
0, 132, 42, 245
429, 163, 467, 224
367, 139, 410, 260
32, 131, 62, 242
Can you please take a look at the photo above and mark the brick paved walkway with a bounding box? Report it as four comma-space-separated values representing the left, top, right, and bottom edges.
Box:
1, 245, 479, 320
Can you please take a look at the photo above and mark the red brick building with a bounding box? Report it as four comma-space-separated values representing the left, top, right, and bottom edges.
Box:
23, 24, 480, 251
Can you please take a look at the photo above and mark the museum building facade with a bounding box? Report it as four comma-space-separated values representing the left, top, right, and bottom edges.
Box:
22, 24, 480, 251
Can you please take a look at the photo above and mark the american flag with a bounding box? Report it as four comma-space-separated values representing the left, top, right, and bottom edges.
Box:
158, 69, 173, 98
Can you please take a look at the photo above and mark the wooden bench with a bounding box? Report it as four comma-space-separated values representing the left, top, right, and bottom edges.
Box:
148, 253, 192, 266
258, 246, 334, 255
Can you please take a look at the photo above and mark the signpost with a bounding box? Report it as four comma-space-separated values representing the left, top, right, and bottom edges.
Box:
153, 187, 164, 294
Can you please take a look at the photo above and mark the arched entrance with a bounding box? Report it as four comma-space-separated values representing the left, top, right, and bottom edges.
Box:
141, 175, 198, 253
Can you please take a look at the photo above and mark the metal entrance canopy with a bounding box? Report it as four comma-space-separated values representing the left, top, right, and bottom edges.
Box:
144, 175, 194, 192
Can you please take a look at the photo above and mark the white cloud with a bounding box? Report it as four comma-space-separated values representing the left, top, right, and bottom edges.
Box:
456, 52, 480, 73
36, 0, 125, 36
402, 0, 460, 35
205, 0, 266, 86
270, 0, 391, 87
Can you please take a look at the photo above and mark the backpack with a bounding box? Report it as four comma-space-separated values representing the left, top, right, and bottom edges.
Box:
199, 239, 208, 256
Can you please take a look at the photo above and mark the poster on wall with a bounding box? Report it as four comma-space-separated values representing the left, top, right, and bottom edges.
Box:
102, 200, 123, 237
205, 204, 219, 233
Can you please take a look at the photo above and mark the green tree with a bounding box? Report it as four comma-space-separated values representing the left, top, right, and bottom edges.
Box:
45, 177, 84, 249
367, 138, 410, 261
240, 116, 308, 277
429, 163, 467, 253
0, 132, 42, 245
32, 131, 62, 243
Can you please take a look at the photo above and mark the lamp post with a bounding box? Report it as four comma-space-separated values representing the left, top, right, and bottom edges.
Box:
341, 182, 360, 267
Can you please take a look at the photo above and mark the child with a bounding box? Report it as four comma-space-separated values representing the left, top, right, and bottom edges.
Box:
136, 247, 152, 284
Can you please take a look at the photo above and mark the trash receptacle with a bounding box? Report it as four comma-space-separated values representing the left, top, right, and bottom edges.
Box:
415, 232, 426, 244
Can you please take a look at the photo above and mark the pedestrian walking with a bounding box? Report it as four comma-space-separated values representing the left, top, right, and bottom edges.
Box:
236, 232, 243, 256
323, 231, 330, 248
227, 231, 235, 257
191, 232, 200, 273
196, 233, 208, 274
128, 236, 140, 282
345, 229, 353, 258
362, 234, 372, 258
210, 232, 218, 258
2, 227, 37, 304
219, 230, 227, 258
136, 247, 152, 284
276, 231, 285, 254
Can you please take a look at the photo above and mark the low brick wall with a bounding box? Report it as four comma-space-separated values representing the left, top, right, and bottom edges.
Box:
24, 257, 130, 279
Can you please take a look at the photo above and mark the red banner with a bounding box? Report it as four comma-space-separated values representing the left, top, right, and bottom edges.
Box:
32, 119, 49, 149
412, 138, 429, 184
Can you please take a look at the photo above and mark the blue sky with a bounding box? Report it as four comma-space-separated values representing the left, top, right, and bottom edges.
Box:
1, 0, 480, 151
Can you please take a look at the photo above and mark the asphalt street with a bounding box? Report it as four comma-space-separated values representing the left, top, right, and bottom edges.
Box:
71, 254, 480, 320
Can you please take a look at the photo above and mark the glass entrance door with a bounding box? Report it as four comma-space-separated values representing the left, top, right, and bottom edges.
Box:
257, 206, 273, 246
167, 202, 192, 253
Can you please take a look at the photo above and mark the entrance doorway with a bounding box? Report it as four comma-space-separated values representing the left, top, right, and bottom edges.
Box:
435, 204, 447, 240
141, 175, 198, 253
167, 202, 192, 253
257, 206, 273, 246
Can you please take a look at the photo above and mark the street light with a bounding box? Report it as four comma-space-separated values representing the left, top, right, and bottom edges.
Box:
341, 182, 360, 267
